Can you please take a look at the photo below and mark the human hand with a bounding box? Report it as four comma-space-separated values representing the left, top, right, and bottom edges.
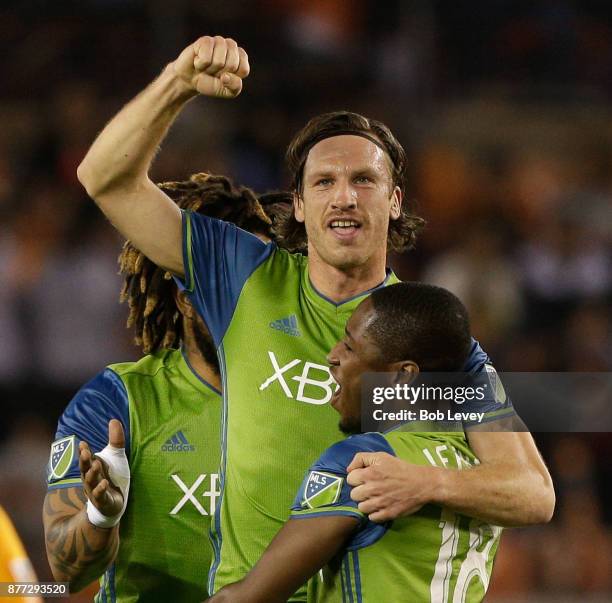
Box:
79, 419, 126, 518
347, 452, 440, 522
171, 35, 250, 99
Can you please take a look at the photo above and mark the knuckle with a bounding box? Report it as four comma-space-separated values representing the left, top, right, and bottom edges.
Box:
238, 49, 249, 66
195, 55, 211, 67
196, 36, 213, 50
226, 54, 240, 70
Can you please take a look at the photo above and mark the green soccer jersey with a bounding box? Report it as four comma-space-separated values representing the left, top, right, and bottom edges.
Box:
47, 348, 221, 602
291, 431, 502, 603
181, 212, 510, 599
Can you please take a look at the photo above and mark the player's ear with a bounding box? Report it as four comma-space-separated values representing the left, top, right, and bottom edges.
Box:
391, 360, 419, 385
293, 191, 305, 223
174, 290, 195, 319
389, 186, 402, 221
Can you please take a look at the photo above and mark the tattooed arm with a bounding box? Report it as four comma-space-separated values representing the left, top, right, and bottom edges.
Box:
43, 420, 125, 591
43, 488, 119, 590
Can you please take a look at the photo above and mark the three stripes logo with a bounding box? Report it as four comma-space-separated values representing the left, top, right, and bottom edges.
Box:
161, 431, 195, 452
270, 314, 301, 337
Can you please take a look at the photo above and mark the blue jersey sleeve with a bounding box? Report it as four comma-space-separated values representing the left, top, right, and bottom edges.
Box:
178, 210, 274, 346
290, 433, 395, 550
463, 338, 490, 374
46, 368, 130, 490
461, 338, 516, 427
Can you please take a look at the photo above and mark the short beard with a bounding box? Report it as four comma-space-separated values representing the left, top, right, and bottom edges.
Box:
339, 416, 362, 435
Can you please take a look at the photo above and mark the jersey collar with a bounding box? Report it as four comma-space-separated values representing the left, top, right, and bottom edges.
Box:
304, 264, 398, 309
178, 347, 222, 396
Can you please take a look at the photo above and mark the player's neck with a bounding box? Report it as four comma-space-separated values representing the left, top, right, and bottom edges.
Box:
307, 251, 387, 303
182, 335, 221, 391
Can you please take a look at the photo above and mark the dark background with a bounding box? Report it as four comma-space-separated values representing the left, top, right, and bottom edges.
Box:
0, 1, 610, 600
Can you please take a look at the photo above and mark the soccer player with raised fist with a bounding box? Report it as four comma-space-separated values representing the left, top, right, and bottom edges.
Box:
77, 36, 555, 601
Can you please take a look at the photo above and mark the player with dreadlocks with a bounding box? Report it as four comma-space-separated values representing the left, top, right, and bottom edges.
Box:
43, 173, 289, 603
77, 35, 554, 601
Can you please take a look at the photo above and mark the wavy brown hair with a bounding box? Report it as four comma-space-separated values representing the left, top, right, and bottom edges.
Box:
278, 110, 425, 253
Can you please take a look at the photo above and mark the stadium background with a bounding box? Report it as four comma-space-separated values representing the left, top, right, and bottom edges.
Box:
0, 1, 610, 600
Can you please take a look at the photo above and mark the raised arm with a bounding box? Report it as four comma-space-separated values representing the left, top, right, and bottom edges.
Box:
207, 516, 358, 603
43, 420, 126, 591
76, 36, 250, 274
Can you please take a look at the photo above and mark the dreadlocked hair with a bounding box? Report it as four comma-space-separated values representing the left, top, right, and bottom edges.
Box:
118, 172, 274, 354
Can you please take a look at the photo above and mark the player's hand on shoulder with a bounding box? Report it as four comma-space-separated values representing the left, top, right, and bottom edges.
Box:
347, 451, 438, 522
78, 419, 125, 517
172, 35, 250, 99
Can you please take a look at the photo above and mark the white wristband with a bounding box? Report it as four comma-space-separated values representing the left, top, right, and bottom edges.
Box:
86, 499, 122, 528
85, 443, 131, 528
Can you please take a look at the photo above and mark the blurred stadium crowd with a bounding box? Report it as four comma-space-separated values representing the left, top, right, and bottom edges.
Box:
0, 1, 610, 600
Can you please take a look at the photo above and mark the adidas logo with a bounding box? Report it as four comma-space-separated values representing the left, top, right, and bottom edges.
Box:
269, 315, 301, 337
161, 431, 195, 452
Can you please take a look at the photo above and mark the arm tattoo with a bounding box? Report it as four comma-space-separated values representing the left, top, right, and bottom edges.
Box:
43, 487, 119, 588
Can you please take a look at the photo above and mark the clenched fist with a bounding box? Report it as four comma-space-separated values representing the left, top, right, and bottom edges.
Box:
172, 35, 250, 98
